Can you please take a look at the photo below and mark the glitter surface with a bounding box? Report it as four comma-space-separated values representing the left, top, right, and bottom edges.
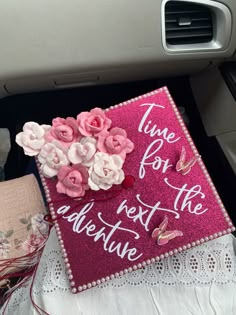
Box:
40, 87, 234, 293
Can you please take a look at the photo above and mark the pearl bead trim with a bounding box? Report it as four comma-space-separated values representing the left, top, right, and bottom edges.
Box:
58, 226, 236, 293
35, 87, 235, 294
163, 86, 234, 231
36, 157, 76, 291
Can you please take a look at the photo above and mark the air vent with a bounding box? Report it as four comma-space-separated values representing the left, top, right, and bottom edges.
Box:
165, 1, 213, 45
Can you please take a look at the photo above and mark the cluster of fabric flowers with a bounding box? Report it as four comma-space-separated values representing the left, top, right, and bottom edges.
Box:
16, 108, 134, 198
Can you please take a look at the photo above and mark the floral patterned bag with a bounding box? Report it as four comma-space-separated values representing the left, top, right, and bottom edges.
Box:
0, 174, 48, 287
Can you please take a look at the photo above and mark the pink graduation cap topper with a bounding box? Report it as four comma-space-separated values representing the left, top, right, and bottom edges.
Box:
16, 87, 235, 293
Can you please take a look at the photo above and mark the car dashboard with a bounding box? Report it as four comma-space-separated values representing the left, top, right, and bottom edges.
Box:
0, 0, 235, 97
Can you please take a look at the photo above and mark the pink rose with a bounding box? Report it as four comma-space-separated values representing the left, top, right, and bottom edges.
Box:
77, 108, 111, 137
16, 122, 51, 156
68, 137, 97, 166
46, 117, 81, 147
97, 127, 134, 160
88, 152, 124, 191
56, 164, 89, 198
38, 141, 69, 178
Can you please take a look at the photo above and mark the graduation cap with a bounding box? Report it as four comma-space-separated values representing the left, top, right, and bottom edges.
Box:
16, 87, 235, 293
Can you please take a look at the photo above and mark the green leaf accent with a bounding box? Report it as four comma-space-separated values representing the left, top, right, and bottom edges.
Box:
27, 223, 32, 231
20, 218, 28, 224
5, 229, 13, 238
28, 214, 32, 221
0, 231, 4, 237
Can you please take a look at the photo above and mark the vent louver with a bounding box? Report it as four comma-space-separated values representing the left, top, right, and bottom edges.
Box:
165, 1, 213, 45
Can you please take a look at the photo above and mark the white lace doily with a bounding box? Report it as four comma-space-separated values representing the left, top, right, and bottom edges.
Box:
2, 228, 236, 314
31, 229, 236, 294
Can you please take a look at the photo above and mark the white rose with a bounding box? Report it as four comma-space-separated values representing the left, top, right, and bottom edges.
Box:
16, 122, 51, 156
88, 152, 124, 191
38, 141, 69, 178
67, 137, 97, 166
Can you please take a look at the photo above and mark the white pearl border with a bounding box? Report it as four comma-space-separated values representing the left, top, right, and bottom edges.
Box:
162, 86, 234, 229
36, 157, 76, 292
35, 87, 235, 294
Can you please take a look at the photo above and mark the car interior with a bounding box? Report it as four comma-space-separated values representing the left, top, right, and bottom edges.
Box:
0, 0, 236, 310
1, 0, 235, 220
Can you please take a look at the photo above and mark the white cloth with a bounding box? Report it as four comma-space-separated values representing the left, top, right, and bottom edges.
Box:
2, 228, 236, 315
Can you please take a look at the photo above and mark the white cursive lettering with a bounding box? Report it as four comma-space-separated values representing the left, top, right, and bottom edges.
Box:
139, 138, 172, 179
164, 178, 208, 215
138, 103, 180, 143
57, 203, 143, 261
